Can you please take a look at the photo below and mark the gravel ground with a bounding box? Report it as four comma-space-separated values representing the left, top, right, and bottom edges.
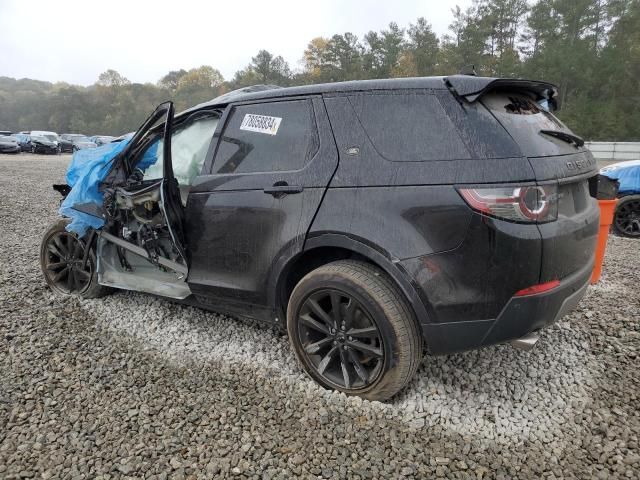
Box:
1, 153, 638, 479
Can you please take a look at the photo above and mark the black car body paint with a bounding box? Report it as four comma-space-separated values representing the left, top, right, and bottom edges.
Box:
51, 75, 600, 358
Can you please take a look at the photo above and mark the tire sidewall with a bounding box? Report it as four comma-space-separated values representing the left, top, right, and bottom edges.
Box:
287, 270, 403, 397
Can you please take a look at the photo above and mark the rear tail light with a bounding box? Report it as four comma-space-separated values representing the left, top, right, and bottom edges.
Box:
458, 184, 558, 223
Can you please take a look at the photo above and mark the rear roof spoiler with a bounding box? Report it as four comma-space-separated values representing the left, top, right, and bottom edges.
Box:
443, 75, 558, 106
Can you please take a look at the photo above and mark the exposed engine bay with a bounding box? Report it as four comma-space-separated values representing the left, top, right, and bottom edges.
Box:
96, 179, 191, 299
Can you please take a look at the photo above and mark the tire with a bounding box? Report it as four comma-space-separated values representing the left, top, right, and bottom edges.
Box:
40, 218, 111, 299
31, 145, 36, 154
613, 195, 640, 238
287, 260, 423, 401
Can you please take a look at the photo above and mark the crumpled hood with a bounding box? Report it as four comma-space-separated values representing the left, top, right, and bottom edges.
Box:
33, 139, 56, 146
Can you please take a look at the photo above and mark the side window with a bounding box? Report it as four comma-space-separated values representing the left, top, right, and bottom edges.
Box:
348, 92, 471, 162
212, 100, 318, 174
139, 114, 219, 186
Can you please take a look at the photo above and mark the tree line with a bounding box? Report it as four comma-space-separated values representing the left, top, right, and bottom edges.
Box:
1, 0, 638, 141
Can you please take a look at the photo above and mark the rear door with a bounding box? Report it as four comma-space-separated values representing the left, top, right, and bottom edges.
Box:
185, 97, 338, 319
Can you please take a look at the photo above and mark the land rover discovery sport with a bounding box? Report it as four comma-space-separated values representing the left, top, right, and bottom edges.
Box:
41, 76, 600, 400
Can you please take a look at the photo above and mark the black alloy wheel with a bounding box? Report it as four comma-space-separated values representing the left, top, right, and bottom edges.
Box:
614, 195, 640, 238
42, 230, 93, 294
287, 259, 422, 401
287, 260, 423, 401
40, 219, 111, 298
297, 289, 384, 391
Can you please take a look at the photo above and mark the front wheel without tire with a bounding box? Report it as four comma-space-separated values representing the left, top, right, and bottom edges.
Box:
40, 219, 111, 298
287, 260, 423, 401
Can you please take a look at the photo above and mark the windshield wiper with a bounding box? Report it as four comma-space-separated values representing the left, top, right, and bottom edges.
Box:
540, 129, 584, 147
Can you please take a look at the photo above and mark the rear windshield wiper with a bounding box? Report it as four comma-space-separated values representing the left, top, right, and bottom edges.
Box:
539, 129, 584, 147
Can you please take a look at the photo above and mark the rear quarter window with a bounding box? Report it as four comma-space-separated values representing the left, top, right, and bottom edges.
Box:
348, 92, 472, 162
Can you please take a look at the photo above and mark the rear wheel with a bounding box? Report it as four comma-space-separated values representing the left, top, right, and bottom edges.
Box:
40, 219, 110, 298
287, 260, 422, 401
613, 195, 640, 238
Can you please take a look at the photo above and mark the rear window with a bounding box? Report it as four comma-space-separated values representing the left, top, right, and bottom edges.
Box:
348, 92, 471, 162
482, 92, 580, 157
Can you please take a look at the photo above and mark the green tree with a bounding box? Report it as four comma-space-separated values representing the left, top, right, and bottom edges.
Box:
1, 3, 639, 141
403, 17, 440, 76
158, 69, 188, 90
96, 69, 130, 87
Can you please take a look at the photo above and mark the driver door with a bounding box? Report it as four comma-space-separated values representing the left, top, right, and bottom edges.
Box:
96, 101, 192, 298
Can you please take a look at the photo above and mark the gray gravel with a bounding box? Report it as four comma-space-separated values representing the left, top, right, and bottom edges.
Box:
1, 153, 639, 479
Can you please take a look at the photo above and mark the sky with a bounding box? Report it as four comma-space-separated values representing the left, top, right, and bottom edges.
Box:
0, 0, 472, 86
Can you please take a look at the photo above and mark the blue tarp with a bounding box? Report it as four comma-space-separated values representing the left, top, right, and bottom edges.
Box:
60, 138, 132, 236
600, 160, 640, 196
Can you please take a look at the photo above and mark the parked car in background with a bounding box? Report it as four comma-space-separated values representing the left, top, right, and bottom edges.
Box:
0, 135, 21, 154
0, 130, 13, 136
29, 135, 59, 154
58, 136, 74, 153
41, 76, 600, 400
60, 134, 97, 152
13, 134, 33, 152
601, 160, 640, 238
30, 131, 61, 153
89, 135, 115, 146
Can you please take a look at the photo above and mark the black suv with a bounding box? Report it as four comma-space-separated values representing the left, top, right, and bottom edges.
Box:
41, 76, 599, 400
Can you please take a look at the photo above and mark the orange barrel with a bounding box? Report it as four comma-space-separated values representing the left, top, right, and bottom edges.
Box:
590, 199, 618, 284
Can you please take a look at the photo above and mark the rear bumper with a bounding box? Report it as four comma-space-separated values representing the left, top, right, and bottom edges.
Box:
422, 257, 593, 354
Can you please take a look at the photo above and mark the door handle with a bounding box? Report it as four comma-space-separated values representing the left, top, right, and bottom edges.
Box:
263, 183, 304, 197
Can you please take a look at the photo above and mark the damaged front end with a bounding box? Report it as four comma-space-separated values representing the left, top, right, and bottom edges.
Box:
48, 101, 196, 300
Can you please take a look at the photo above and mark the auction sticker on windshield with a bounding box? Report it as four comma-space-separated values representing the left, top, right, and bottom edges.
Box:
240, 114, 282, 135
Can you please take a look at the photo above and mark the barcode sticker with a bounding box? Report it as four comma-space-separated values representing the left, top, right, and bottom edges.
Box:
240, 114, 282, 135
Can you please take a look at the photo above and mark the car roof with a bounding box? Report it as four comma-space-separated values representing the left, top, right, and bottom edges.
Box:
179, 75, 557, 117
182, 76, 450, 114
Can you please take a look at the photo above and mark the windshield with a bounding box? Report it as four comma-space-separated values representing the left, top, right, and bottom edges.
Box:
31, 136, 48, 142
74, 136, 91, 143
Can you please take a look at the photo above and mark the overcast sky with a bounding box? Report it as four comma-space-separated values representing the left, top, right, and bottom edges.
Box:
0, 0, 471, 86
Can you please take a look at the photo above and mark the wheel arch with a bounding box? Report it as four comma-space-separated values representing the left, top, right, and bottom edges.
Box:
271, 233, 430, 334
